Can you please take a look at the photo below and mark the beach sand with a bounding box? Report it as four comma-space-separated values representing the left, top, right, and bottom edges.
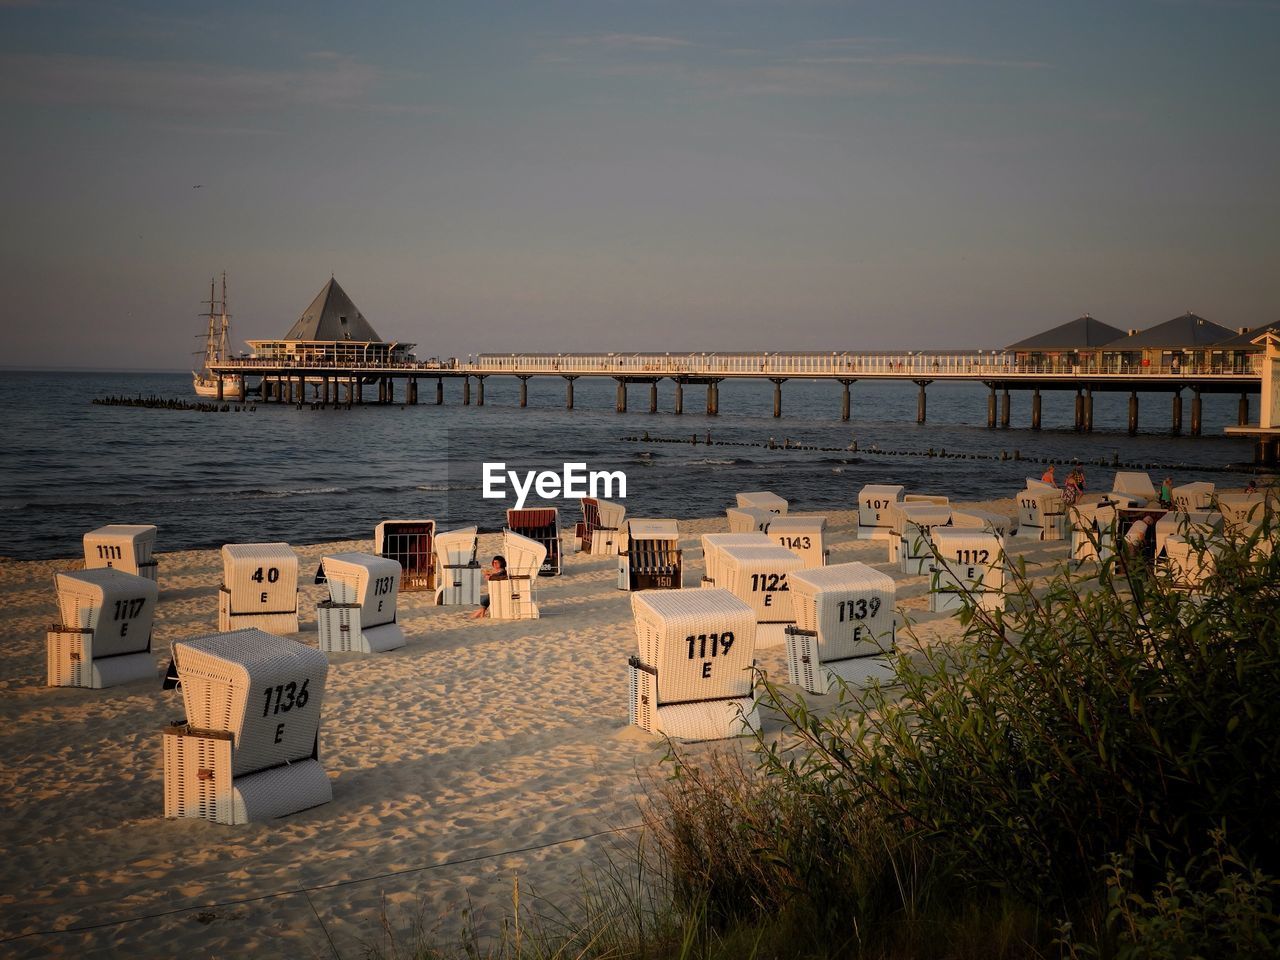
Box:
0, 502, 1073, 958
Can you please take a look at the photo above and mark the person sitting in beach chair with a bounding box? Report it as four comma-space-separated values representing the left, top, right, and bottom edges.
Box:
469, 555, 508, 619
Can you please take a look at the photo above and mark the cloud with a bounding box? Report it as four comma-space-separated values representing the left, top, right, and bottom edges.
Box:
562, 33, 693, 50
796, 53, 1050, 68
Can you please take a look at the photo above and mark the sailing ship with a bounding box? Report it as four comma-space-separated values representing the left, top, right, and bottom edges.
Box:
192, 272, 245, 399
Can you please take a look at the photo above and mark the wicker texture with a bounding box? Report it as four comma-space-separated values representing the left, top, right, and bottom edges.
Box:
718, 545, 805, 647
489, 529, 547, 619
53, 568, 158, 659
735, 491, 788, 514
766, 516, 827, 568
172, 629, 327, 777
726, 506, 774, 533
789, 562, 895, 660
857, 484, 904, 537
896, 504, 953, 573
82, 524, 158, 579
699, 533, 771, 587
1015, 487, 1067, 541
580, 499, 626, 555
220, 543, 299, 623
928, 528, 1005, 612
320, 552, 400, 628
434, 526, 481, 604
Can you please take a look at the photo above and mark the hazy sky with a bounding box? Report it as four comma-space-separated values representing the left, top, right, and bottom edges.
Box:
2, 0, 1277, 369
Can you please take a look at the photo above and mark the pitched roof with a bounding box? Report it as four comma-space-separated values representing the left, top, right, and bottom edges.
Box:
1101, 312, 1235, 349
284, 277, 384, 342
1006, 315, 1126, 351
1212, 321, 1280, 350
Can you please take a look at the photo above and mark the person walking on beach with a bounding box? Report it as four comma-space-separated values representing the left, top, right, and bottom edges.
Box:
1064, 468, 1082, 507
469, 555, 508, 619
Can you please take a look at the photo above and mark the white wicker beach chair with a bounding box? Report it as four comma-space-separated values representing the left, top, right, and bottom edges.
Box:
1216, 492, 1267, 527
1112, 471, 1157, 504
857, 484, 904, 540
952, 510, 1018, 539
897, 503, 953, 573
488, 529, 547, 620
618, 519, 682, 591
47, 568, 158, 688
581, 498, 626, 556
928, 527, 1006, 612
1070, 501, 1122, 564
785, 563, 896, 693
164, 629, 331, 824
218, 543, 299, 633
735, 491, 788, 515
1172, 482, 1215, 513
717, 544, 806, 647
726, 506, 774, 534
315, 552, 405, 653
699, 532, 772, 587
1015, 484, 1067, 541
1159, 535, 1221, 590
628, 589, 759, 741
1154, 511, 1221, 560
374, 519, 436, 592
434, 526, 482, 605
83, 524, 159, 581
506, 508, 562, 575
766, 516, 828, 567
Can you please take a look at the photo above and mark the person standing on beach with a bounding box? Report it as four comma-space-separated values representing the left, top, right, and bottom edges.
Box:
1159, 476, 1174, 508
1042, 464, 1056, 486
469, 555, 508, 619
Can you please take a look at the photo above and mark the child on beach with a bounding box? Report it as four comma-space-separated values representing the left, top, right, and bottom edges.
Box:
469, 555, 508, 619
1159, 476, 1174, 508
1041, 465, 1056, 486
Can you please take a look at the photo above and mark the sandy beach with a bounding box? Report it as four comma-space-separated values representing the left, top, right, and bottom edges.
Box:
0, 502, 1074, 958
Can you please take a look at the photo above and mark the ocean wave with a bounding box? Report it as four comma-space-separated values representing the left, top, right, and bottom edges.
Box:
415, 482, 481, 492
686, 457, 750, 466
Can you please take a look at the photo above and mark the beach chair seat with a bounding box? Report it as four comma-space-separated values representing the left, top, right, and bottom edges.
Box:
735, 491, 788, 515
618, 519, 682, 591
928, 528, 1005, 612
785, 563, 896, 693
47, 568, 158, 688
375, 520, 435, 592
218, 543, 300, 634
629, 589, 758, 740
952, 509, 1018, 539
699, 532, 771, 587
1112, 471, 1157, 504
1172, 482, 1215, 513
316, 552, 405, 653
581, 498, 626, 556
488, 530, 547, 620
727, 506, 775, 533
163, 629, 330, 824
718, 544, 807, 647
903, 493, 950, 506
83, 524, 159, 582
766, 516, 828, 567
434, 526, 482, 605
1015, 485, 1066, 541
896, 503, 953, 573
506, 508, 561, 576
857, 484, 904, 540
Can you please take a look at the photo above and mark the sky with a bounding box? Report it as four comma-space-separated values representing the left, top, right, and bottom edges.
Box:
1, 0, 1278, 370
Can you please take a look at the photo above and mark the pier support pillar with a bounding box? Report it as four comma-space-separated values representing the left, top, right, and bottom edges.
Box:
321, 377, 329, 405
649, 380, 658, 414
1191, 388, 1202, 436
840, 380, 852, 422
463, 376, 471, 405
914, 380, 931, 424
707, 381, 720, 416
1083, 388, 1094, 432
673, 379, 683, 415
988, 387, 997, 429
436, 378, 444, 405
216, 378, 224, 402
1128, 392, 1139, 435
409, 377, 418, 405
1000, 388, 1010, 429
616, 378, 627, 413
477, 376, 485, 406
518, 376, 529, 408
771, 378, 786, 418
1031, 389, 1041, 430
1257, 438, 1278, 468
1074, 389, 1083, 432
1171, 390, 1182, 436
354, 377, 363, 404
379, 378, 387, 404
1239, 393, 1250, 426
564, 376, 577, 410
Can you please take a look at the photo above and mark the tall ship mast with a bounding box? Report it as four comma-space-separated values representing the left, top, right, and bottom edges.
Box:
192, 272, 244, 399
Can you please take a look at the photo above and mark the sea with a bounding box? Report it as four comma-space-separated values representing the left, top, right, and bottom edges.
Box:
0, 370, 1263, 561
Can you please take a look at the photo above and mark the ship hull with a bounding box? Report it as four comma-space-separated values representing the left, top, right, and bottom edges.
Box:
193, 374, 244, 399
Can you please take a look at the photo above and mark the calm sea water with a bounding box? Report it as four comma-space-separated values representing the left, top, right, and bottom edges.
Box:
0, 370, 1261, 560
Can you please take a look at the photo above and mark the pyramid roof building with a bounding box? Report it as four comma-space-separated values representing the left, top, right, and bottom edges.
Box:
284, 277, 383, 342
1213, 321, 1280, 350
1103, 312, 1234, 349
1007, 315, 1125, 351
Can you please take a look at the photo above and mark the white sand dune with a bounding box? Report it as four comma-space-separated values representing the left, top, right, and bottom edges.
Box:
0, 501, 1073, 958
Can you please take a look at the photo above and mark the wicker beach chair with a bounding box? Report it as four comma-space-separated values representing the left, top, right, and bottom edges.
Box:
766, 515, 828, 567
928, 527, 1006, 612
699, 532, 772, 587
1112, 471, 1157, 504
786, 562, 896, 693
506, 508, 561, 575
628, 588, 759, 741
1154, 510, 1221, 560
735, 491, 788, 515
1070, 500, 1122, 564
83, 524, 159, 581
315, 552, 405, 653
434, 526, 481, 605
163, 629, 331, 824
726, 506, 774, 533
218, 543, 300, 633
857, 484, 904, 540
897, 503, 953, 573
488, 529, 547, 620
952, 509, 1018, 539
47, 568, 158, 688
1172, 482, 1215, 513
618, 519, 682, 591
374, 519, 435, 592
717, 544, 806, 647
1015, 482, 1067, 541
581, 498, 626, 556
